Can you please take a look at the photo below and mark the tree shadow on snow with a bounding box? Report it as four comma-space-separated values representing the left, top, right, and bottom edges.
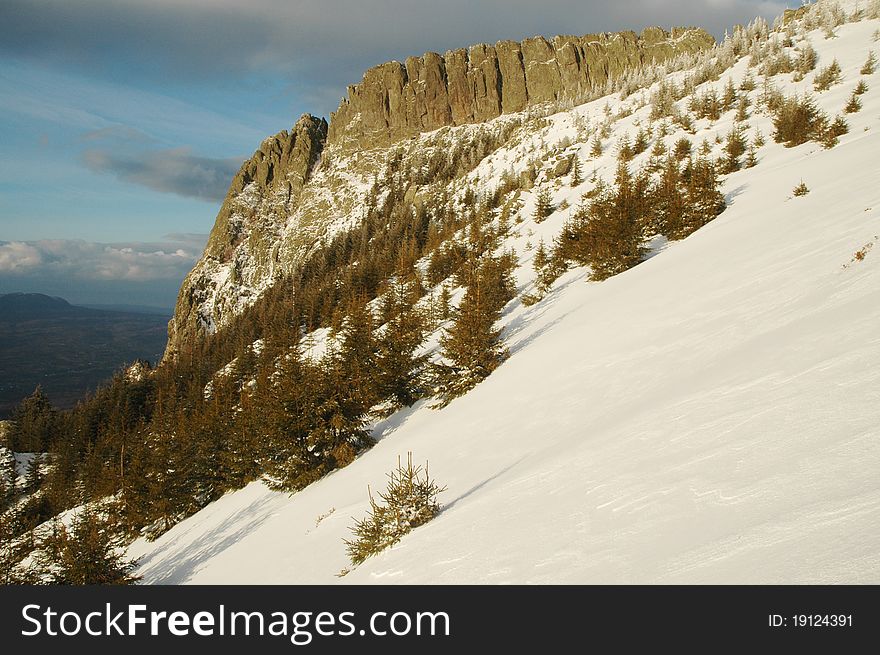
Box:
441, 456, 528, 514
136, 493, 278, 584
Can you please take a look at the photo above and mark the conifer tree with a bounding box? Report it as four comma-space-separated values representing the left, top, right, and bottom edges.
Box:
669, 155, 726, 240
306, 301, 377, 472
436, 284, 452, 324
533, 186, 553, 223
375, 278, 429, 412
25, 453, 42, 493
722, 77, 737, 112
0, 507, 36, 584
578, 162, 651, 281
652, 155, 685, 236
1, 447, 16, 505
722, 125, 748, 173
745, 145, 759, 168
570, 156, 583, 186
434, 255, 511, 405
37, 509, 140, 585
344, 454, 445, 567
264, 342, 326, 490
590, 135, 603, 157
862, 51, 876, 75
532, 239, 563, 295
773, 93, 827, 146
9, 386, 56, 452
673, 137, 692, 160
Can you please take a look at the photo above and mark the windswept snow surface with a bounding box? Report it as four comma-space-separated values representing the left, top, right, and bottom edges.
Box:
130, 9, 880, 584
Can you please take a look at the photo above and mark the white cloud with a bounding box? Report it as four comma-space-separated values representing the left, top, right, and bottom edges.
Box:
0, 234, 207, 282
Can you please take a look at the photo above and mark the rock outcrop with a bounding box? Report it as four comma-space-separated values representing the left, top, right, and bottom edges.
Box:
328, 27, 714, 149
165, 114, 327, 360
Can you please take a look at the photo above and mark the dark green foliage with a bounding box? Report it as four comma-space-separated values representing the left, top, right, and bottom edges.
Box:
674, 156, 727, 240
772, 93, 828, 147
24, 454, 42, 493
570, 163, 650, 281
814, 59, 843, 91
7, 387, 57, 452
306, 301, 378, 470
375, 279, 429, 413
845, 89, 862, 113
35, 509, 140, 585
689, 88, 721, 121
822, 115, 849, 148
722, 125, 748, 173
344, 454, 445, 567
570, 156, 583, 186
533, 186, 554, 223
862, 51, 877, 75
0, 506, 39, 584
793, 180, 810, 197
590, 135, 603, 157
434, 251, 514, 406
673, 137, 692, 160
1, 446, 16, 505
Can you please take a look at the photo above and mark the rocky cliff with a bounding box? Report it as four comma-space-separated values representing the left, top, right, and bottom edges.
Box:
166, 114, 327, 358
328, 27, 714, 148
164, 26, 715, 360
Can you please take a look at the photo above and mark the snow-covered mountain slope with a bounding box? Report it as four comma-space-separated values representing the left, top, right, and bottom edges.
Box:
130, 2, 880, 584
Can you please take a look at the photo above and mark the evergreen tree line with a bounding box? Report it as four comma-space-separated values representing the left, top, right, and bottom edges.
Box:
549, 153, 726, 284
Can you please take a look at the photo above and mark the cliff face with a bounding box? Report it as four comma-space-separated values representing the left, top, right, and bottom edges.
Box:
165, 114, 327, 360
328, 27, 714, 148
164, 26, 715, 360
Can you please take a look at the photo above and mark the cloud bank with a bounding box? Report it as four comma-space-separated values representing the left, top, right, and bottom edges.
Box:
0, 234, 207, 282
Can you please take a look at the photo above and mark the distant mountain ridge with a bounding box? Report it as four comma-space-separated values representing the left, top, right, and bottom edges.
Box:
0, 293, 172, 320
0, 292, 82, 317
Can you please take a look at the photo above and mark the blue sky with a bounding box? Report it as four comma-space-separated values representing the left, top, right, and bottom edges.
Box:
0, 0, 787, 309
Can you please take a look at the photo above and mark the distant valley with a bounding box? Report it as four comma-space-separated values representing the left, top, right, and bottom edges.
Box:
0, 293, 169, 417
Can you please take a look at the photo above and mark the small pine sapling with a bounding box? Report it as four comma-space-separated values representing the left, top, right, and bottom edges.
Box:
814, 59, 842, 91
570, 156, 583, 186
845, 89, 862, 113
822, 115, 849, 148
753, 128, 766, 148
344, 454, 445, 567
533, 186, 553, 223
745, 145, 759, 168
862, 51, 877, 75
792, 180, 810, 197
673, 137, 692, 160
